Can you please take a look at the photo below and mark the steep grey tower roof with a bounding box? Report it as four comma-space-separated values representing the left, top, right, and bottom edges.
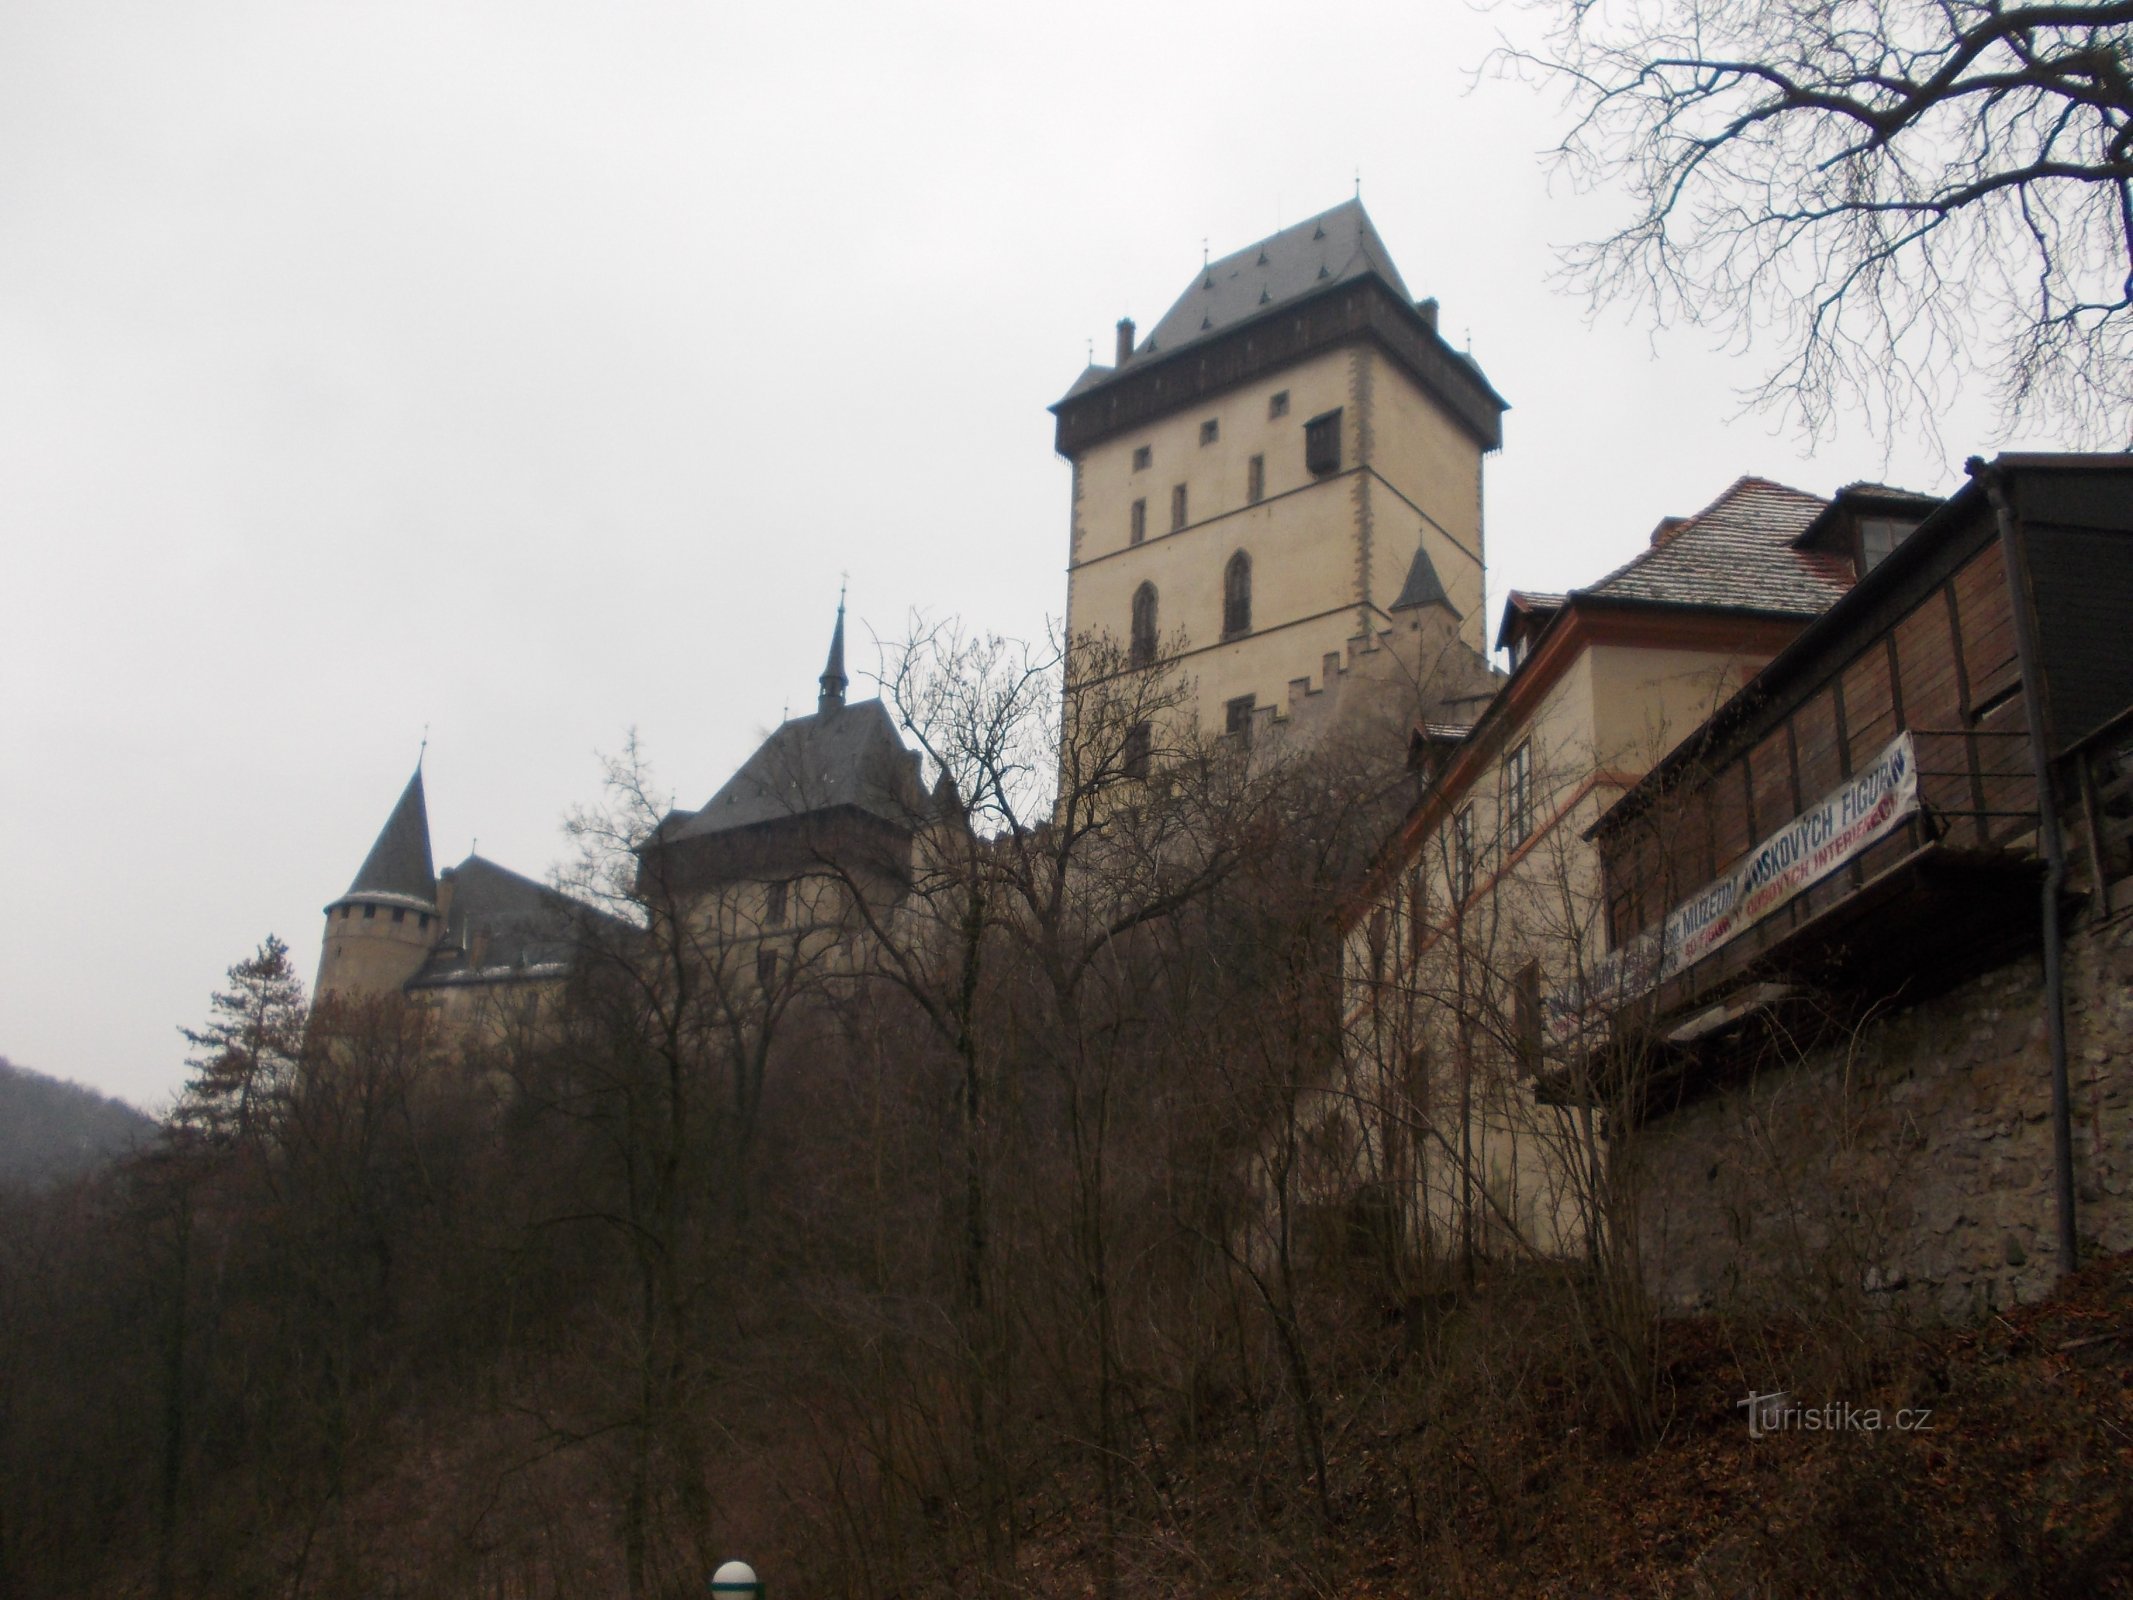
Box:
341, 766, 436, 907
1137, 199, 1413, 362
1391, 542, 1457, 615
657, 698, 924, 842
819, 592, 848, 714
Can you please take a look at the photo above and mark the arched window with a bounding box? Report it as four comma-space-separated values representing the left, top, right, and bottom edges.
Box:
1130, 582, 1159, 667
1223, 550, 1252, 637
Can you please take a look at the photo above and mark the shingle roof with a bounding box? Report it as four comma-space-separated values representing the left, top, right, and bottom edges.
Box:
340, 766, 435, 907
1579, 477, 1847, 617
1391, 542, 1457, 613
1135, 199, 1414, 366
408, 854, 589, 985
659, 698, 925, 844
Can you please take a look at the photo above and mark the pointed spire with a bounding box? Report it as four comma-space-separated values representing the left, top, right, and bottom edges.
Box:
344, 764, 436, 905
818, 583, 848, 715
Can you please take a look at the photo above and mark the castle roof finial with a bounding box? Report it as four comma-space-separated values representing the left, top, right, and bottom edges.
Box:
818, 581, 848, 715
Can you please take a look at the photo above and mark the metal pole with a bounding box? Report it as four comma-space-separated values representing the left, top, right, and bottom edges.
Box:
1971, 456, 2079, 1279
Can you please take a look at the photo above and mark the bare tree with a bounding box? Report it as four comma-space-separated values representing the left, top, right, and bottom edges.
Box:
1502, 0, 2133, 442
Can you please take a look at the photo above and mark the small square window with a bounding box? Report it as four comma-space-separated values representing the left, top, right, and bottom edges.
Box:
1170, 483, 1188, 531
1247, 454, 1265, 504
363, 904, 376, 920
1199, 417, 1219, 445
1268, 391, 1289, 419
1132, 444, 1152, 471
1130, 498, 1146, 545
1304, 408, 1343, 476
392, 906, 406, 923
1226, 695, 1255, 746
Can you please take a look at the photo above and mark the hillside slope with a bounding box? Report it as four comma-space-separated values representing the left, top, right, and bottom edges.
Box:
0, 1057, 155, 1187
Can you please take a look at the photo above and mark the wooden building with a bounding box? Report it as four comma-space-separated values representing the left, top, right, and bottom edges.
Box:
1590, 454, 2133, 1057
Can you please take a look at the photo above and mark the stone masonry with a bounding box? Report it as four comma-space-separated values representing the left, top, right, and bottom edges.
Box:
1636, 914, 2133, 1320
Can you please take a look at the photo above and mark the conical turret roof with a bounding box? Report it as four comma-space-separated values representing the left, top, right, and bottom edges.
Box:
342, 765, 437, 906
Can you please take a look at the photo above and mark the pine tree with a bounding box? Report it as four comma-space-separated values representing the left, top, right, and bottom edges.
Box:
174, 935, 308, 1149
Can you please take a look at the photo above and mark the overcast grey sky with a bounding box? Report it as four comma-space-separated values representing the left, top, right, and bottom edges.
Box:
0, 0, 2056, 1110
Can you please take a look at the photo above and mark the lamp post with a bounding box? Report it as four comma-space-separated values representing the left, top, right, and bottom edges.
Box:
710, 1559, 763, 1598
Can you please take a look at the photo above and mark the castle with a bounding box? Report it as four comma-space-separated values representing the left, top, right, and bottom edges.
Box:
319, 198, 1505, 1014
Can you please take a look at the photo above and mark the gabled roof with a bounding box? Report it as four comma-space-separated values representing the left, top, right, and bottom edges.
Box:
1135, 198, 1413, 364
409, 854, 599, 986
1579, 477, 1846, 617
1391, 542, 1458, 614
1493, 590, 1567, 653
656, 698, 925, 845
339, 766, 435, 908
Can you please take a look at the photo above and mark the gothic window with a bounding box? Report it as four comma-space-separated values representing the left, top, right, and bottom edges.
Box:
1130, 497, 1146, 545
1304, 408, 1343, 476
1223, 550, 1252, 637
1130, 582, 1159, 667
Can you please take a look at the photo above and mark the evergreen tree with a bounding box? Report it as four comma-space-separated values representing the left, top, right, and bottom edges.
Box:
174, 935, 307, 1149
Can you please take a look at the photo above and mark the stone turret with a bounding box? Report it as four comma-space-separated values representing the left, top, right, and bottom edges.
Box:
316, 764, 440, 1000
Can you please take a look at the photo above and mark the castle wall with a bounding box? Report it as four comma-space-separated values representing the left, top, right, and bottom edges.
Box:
1635, 915, 2133, 1319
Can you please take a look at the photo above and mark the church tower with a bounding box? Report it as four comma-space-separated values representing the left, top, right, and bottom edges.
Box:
1051, 199, 1507, 742
316, 764, 440, 1000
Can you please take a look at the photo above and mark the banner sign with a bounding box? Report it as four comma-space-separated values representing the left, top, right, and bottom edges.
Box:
1545, 731, 1917, 1043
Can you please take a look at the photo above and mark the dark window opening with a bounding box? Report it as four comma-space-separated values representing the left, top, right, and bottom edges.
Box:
1132, 444, 1151, 471
1226, 695, 1256, 746
339, 906, 350, 920
1199, 417, 1219, 445
1129, 497, 1146, 545
756, 948, 778, 988
1514, 961, 1543, 1075
363, 904, 376, 920
1247, 454, 1265, 504
419, 912, 430, 930
1368, 907, 1390, 979
392, 906, 406, 923
1170, 483, 1188, 531
1130, 582, 1159, 667
1453, 806, 1476, 902
1304, 408, 1343, 476
1223, 550, 1253, 637
765, 879, 788, 926
1123, 721, 1152, 780
1268, 390, 1289, 419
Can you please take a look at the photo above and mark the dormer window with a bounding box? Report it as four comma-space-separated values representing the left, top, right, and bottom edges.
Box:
1858, 517, 1917, 573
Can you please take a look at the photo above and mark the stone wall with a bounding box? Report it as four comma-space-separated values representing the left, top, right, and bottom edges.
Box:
1636, 913, 2133, 1320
